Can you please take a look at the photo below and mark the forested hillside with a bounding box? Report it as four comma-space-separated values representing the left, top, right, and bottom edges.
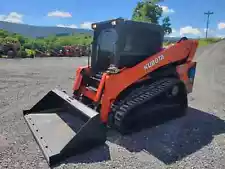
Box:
0, 21, 92, 38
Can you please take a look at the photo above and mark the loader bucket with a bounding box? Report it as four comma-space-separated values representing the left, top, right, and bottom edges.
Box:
23, 89, 107, 166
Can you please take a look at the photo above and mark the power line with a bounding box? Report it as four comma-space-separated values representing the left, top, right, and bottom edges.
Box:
204, 11, 214, 39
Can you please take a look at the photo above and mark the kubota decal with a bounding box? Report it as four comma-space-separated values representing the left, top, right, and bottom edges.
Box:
144, 55, 165, 70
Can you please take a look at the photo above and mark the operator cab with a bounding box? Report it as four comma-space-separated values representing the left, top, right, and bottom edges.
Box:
90, 18, 164, 73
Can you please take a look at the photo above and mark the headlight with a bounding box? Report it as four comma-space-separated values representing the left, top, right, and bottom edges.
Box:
111, 20, 116, 25
92, 24, 97, 29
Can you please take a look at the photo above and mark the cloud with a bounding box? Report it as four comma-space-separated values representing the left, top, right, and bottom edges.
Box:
167, 28, 179, 37
80, 22, 92, 29
204, 28, 213, 33
203, 28, 215, 35
48, 10, 72, 18
168, 27, 222, 38
56, 22, 93, 29
160, 5, 175, 14
180, 26, 201, 36
218, 22, 225, 30
56, 24, 78, 28
0, 12, 23, 23
215, 34, 225, 38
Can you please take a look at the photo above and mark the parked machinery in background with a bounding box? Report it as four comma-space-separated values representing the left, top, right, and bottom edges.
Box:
0, 40, 20, 58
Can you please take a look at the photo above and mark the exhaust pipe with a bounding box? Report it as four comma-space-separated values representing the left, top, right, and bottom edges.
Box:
23, 89, 106, 166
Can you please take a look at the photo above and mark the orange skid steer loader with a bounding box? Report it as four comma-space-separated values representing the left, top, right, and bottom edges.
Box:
23, 18, 198, 166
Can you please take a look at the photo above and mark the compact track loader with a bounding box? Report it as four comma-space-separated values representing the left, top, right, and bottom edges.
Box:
23, 18, 198, 166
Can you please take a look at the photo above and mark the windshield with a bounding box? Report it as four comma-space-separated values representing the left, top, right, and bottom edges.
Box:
91, 28, 118, 70
97, 28, 118, 54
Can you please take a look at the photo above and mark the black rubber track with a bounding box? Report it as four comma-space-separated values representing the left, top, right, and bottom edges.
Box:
111, 78, 188, 134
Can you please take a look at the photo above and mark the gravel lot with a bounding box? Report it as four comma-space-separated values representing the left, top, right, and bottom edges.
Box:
0, 41, 225, 169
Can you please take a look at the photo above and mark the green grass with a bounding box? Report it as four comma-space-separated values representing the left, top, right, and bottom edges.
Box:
198, 38, 222, 47
163, 38, 222, 48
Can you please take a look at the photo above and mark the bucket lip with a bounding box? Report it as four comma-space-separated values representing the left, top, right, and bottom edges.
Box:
23, 88, 99, 118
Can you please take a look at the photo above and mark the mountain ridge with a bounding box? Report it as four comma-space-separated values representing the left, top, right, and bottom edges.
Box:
0, 21, 182, 42
0, 21, 93, 38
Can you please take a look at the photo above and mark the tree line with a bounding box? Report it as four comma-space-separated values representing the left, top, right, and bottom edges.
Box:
0, 29, 93, 57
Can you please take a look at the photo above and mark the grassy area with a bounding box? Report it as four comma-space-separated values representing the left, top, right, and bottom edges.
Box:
198, 38, 222, 47
163, 37, 223, 48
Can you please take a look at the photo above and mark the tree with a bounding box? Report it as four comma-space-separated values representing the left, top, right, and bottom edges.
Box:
0, 30, 9, 38
3, 36, 19, 44
33, 39, 47, 51
132, 0, 172, 35
0, 37, 3, 43
23, 39, 34, 49
161, 16, 172, 35
13, 34, 26, 45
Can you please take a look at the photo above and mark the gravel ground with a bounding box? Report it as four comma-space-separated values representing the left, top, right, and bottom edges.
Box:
0, 41, 225, 169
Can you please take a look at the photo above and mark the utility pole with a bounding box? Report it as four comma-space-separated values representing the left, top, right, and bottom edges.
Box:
204, 11, 214, 39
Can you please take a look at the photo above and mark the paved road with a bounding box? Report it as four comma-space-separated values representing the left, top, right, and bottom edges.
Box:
0, 41, 225, 169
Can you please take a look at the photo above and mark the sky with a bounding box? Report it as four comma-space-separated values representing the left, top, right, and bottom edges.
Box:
0, 0, 225, 38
